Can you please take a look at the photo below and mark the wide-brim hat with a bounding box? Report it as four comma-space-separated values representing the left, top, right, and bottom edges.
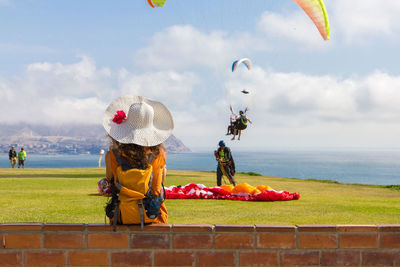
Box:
102, 95, 174, 146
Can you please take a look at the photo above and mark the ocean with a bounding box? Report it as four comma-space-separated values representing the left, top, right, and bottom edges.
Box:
1, 150, 400, 186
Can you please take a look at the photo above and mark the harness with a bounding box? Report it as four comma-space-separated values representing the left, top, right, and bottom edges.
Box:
240, 115, 248, 126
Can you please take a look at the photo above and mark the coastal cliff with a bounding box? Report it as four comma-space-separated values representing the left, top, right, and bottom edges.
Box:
0, 123, 190, 154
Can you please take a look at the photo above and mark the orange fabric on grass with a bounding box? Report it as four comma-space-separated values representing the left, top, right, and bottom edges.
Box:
220, 183, 274, 195
220, 184, 234, 193
231, 183, 261, 195
257, 185, 274, 191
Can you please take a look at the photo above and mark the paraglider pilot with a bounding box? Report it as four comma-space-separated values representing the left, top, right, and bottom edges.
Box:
231, 110, 252, 140
214, 140, 236, 186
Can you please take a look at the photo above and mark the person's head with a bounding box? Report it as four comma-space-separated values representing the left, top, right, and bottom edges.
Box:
239, 110, 244, 115
103, 95, 174, 166
21, 148, 24, 151
218, 140, 225, 148
11, 146, 14, 150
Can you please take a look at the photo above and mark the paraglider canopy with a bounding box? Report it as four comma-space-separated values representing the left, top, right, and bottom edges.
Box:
232, 58, 252, 72
147, 0, 166, 8
241, 90, 249, 94
293, 0, 330, 40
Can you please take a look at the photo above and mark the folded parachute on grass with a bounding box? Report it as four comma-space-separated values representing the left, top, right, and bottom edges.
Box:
165, 183, 300, 201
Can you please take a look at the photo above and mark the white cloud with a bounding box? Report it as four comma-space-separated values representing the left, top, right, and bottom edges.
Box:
331, 0, 400, 42
256, 11, 325, 45
117, 69, 200, 109
224, 67, 400, 131
2, 53, 400, 149
135, 25, 252, 70
255, 0, 400, 45
2, 6, 400, 150
0, 56, 114, 125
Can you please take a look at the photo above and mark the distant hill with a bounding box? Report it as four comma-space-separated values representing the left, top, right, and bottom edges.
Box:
0, 123, 190, 154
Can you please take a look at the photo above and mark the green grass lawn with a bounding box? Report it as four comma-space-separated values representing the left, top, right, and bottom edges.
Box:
0, 168, 399, 225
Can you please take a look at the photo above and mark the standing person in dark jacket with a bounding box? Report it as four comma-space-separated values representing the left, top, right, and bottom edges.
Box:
214, 140, 236, 186
9, 146, 17, 168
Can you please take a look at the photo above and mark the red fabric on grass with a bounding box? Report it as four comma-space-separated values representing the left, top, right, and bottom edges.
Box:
165, 183, 300, 201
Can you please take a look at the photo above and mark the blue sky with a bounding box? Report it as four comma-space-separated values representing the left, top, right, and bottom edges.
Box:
1, 0, 400, 151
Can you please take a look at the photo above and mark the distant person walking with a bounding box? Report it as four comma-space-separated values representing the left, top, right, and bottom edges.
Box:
18, 148, 27, 168
9, 146, 17, 168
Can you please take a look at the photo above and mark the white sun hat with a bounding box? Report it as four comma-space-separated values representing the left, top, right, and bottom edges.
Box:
102, 95, 174, 146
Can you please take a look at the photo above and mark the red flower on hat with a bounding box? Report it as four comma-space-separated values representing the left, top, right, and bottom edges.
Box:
112, 110, 126, 124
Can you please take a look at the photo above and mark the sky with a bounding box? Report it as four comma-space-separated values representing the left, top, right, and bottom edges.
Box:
1, 0, 400, 151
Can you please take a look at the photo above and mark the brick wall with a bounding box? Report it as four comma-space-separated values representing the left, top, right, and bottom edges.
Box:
1, 223, 400, 266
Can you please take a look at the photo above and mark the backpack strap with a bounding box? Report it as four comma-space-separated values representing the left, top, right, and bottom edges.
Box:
138, 200, 145, 230
112, 199, 119, 232
148, 153, 154, 164
111, 175, 121, 232
139, 154, 154, 230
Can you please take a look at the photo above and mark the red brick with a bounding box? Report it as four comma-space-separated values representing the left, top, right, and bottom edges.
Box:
172, 224, 213, 232
25, 251, 66, 266
0, 252, 22, 266
255, 225, 296, 232
112, 251, 152, 267
257, 233, 295, 249
0, 223, 42, 231
130, 223, 171, 232
88, 233, 129, 248
297, 225, 337, 232
215, 233, 253, 249
214, 224, 254, 232
44, 233, 84, 249
362, 251, 400, 266
197, 252, 236, 267
337, 225, 378, 232
68, 251, 109, 266
340, 233, 378, 248
87, 223, 128, 232
4, 233, 41, 248
298, 234, 337, 248
43, 223, 85, 231
154, 251, 195, 266
239, 251, 278, 266
281, 251, 319, 266
381, 233, 400, 248
173, 234, 212, 249
130, 233, 170, 249
378, 224, 400, 232
321, 251, 360, 266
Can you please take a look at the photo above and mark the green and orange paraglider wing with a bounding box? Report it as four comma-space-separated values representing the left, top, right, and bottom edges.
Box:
147, 0, 166, 8
293, 0, 330, 40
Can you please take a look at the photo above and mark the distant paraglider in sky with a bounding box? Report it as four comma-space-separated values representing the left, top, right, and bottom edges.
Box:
293, 0, 330, 40
147, 0, 166, 8
232, 58, 252, 72
227, 59, 253, 140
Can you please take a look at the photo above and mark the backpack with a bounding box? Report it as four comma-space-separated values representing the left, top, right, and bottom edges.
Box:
105, 150, 165, 231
